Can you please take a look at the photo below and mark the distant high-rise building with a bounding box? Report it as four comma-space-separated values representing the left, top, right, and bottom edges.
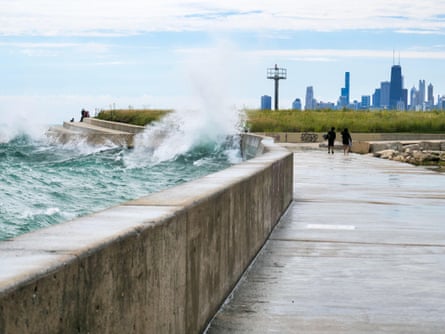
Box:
361, 95, 371, 109
402, 88, 408, 110
439, 95, 445, 110
260, 95, 272, 110
380, 81, 390, 108
410, 86, 419, 110
389, 64, 404, 109
418, 80, 426, 105
428, 83, 434, 107
317, 101, 335, 110
339, 72, 350, 107
372, 89, 381, 108
305, 86, 315, 110
292, 98, 302, 110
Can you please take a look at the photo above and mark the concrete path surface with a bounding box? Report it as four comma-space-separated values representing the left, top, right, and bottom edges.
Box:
206, 147, 445, 333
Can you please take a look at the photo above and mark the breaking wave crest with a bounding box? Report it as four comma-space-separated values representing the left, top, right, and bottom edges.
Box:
0, 107, 243, 241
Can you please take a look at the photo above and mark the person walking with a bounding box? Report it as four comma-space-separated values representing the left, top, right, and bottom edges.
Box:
341, 128, 352, 155
327, 127, 336, 154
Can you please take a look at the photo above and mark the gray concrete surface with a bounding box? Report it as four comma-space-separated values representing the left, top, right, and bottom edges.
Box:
206, 146, 445, 333
46, 118, 145, 147
0, 135, 293, 334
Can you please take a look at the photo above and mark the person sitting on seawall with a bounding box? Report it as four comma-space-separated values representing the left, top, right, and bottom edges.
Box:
341, 128, 352, 155
80, 109, 90, 122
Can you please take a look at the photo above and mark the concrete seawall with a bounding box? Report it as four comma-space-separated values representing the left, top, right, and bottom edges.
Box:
258, 132, 445, 154
46, 118, 146, 148
0, 134, 293, 333
261, 132, 445, 144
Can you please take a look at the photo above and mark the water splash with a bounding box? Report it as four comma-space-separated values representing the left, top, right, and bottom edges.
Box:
125, 41, 245, 167
125, 106, 242, 168
0, 133, 236, 241
0, 39, 246, 240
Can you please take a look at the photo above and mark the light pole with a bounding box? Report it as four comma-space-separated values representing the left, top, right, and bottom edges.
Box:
267, 64, 287, 110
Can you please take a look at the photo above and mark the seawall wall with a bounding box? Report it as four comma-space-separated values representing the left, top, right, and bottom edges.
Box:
0, 134, 293, 333
260, 132, 445, 144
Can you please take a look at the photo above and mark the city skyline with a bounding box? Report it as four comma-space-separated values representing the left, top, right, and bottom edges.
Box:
264, 62, 444, 111
1, 0, 445, 124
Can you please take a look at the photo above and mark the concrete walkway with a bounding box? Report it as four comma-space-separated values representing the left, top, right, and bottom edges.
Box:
206, 146, 445, 333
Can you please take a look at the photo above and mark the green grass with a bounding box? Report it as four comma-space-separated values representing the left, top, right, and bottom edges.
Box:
246, 109, 445, 133
95, 108, 445, 133
96, 109, 172, 126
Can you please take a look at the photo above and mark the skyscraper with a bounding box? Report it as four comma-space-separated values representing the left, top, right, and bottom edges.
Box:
260, 95, 272, 110
339, 72, 350, 107
361, 95, 371, 109
305, 86, 314, 110
380, 81, 390, 108
428, 83, 434, 108
389, 65, 403, 110
410, 86, 418, 110
389, 64, 409, 110
372, 88, 381, 108
292, 98, 302, 110
418, 80, 426, 106
402, 88, 408, 110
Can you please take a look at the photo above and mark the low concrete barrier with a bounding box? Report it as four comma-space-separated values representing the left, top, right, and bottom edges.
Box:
0, 134, 293, 334
240, 133, 266, 159
83, 118, 145, 134
47, 119, 146, 148
258, 132, 445, 144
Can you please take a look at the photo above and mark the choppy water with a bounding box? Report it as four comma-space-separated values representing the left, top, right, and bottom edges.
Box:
0, 132, 241, 241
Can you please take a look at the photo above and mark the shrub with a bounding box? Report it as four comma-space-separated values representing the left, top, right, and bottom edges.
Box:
96, 109, 172, 126
246, 109, 445, 133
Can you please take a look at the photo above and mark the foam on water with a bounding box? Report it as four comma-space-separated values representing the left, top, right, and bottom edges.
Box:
0, 41, 246, 240
0, 104, 244, 241
125, 107, 243, 168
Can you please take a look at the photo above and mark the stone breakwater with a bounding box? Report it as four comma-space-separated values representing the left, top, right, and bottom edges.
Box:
372, 141, 445, 167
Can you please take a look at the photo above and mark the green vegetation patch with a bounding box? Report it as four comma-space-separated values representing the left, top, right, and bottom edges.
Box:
246, 109, 445, 133
97, 109, 172, 126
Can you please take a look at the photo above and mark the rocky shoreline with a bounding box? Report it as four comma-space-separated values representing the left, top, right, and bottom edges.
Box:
372, 141, 445, 171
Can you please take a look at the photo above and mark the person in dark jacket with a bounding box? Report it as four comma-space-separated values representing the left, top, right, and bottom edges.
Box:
341, 128, 352, 155
327, 127, 336, 154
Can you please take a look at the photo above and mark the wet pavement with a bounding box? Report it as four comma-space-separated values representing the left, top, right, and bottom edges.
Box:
206, 146, 445, 333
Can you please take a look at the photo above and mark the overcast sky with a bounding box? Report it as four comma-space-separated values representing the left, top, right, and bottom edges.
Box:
1, 0, 445, 123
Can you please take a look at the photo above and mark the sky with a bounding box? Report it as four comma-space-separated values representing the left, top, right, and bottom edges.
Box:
1, 0, 445, 124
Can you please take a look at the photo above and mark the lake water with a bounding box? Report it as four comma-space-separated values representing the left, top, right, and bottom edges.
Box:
0, 110, 243, 241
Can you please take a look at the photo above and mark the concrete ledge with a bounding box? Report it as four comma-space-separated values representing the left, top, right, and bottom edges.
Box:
83, 118, 145, 134
258, 132, 445, 144
0, 134, 293, 334
47, 119, 145, 148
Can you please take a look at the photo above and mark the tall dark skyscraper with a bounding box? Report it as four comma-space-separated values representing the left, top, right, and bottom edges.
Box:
389, 64, 408, 110
389, 65, 403, 109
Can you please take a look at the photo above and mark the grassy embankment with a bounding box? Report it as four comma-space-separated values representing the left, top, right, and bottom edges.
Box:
96, 108, 445, 133
246, 109, 445, 133
96, 109, 172, 126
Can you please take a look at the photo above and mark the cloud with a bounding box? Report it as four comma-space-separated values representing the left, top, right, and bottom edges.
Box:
0, 41, 115, 59
397, 29, 445, 35
1, 0, 444, 36
245, 48, 445, 61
